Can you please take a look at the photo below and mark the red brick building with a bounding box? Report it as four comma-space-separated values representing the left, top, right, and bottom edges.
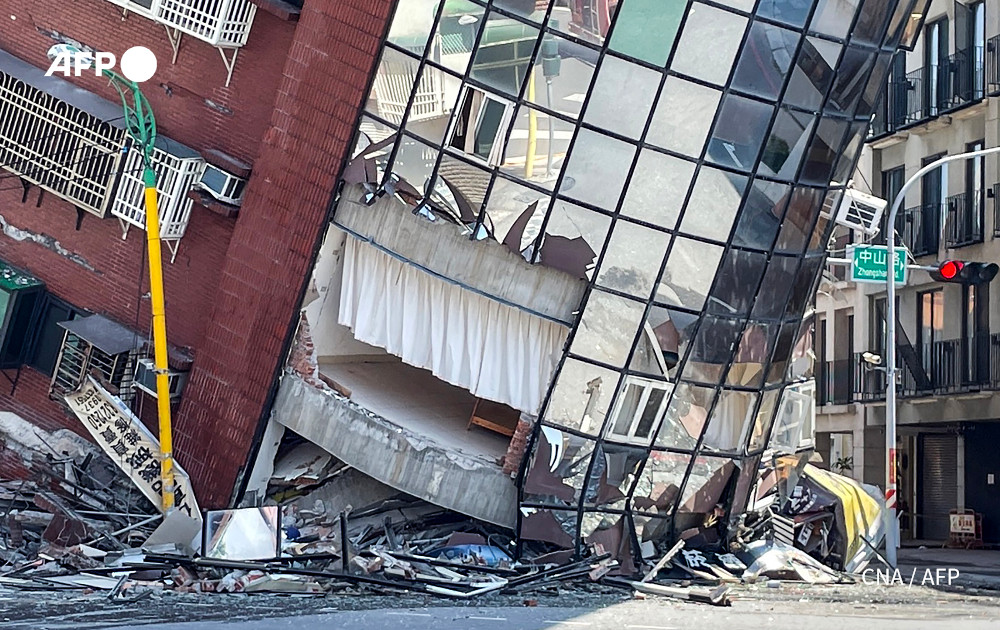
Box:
0, 0, 393, 507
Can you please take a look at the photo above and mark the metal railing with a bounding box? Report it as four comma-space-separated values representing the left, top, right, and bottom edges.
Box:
103, 0, 257, 48
945, 191, 985, 248
994, 183, 1000, 238
987, 35, 1000, 96
818, 359, 854, 406
897, 203, 941, 257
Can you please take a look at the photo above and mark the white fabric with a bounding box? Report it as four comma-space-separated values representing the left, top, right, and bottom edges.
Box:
338, 236, 569, 414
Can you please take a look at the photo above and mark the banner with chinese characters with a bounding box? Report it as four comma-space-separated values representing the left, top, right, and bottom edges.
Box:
65, 376, 201, 521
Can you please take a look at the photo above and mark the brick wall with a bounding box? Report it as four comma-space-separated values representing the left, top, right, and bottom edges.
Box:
174, 0, 395, 507
503, 418, 535, 476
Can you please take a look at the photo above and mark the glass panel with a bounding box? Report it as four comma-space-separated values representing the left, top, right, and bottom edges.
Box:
832, 122, 868, 184
558, 129, 636, 210
606, 384, 672, 446
752, 255, 798, 320
787, 315, 815, 381
728, 321, 778, 388
775, 186, 825, 254
748, 387, 781, 452
683, 315, 744, 385
808, 0, 860, 40
608, 0, 685, 67
483, 175, 551, 248
732, 21, 800, 101
503, 103, 574, 189
759, 108, 817, 181
434, 153, 493, 226
709, 248, 767, 317
657, 237, 724, 310
494, 0, 546, 22
437, 0, 487, 75
530, 31, 597, 120
783, 255, 823, 318
705, 95, 774, 172
545, 358, 622, 434
448, 88, 514, 165
390, 134, 440, 197
520, 508, 579, 547
766, 320, 801, 384
757, 0, 812, 28
703, 389, 759, 453
732, 179, 791, 251
542, 198, 613, 263
584, 55, 661, 140
801, 118, 848, 185
596, 220, 671, 298
585, 444, 647, 507
620, 149, 696, 229
852, 0, 894, 46
670, 3, 748, 87
677, 456, 735, 513
470, 11, 541, 96
808, 188, 841, 253
632, 305, 700, 380
366, 47, 424, 125
679, 166, 748, 242
826, 47, 872, 117
523, 427, 596, 505
655, 382, 718, 450
389, 0, 444, 52
634, 450, 691, 516
784, 37, 842, 111
404, 64, 464, 145
768, 382, 815, 453
0, 290, 10, 327
647, 77, 722, 158
571, 290, 644, 368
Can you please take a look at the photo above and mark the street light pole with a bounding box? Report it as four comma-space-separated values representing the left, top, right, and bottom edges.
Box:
883, 145, 1000, 568
104, 71, 177, 513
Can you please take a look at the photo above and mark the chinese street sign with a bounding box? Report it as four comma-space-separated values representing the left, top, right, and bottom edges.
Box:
65, 376, 201, 521
849, 244, 907, 285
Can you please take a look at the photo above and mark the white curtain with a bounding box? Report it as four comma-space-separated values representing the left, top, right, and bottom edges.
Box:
338, 236, 568, 414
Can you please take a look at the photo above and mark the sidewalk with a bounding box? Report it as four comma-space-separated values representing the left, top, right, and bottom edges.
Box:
897, 547, 1000, 590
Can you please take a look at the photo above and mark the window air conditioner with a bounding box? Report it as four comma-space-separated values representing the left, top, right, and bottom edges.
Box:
133, 358, 189, 401
198, 164, 247, 206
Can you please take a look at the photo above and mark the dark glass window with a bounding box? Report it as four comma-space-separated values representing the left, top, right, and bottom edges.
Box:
709, 248, 768, 317
784, 37, 841, 111
705, 95, 774, 172
732, 21, 801, 101
756, 0, 812, 29
29, 296, 85, 376
752, 255, 798, 319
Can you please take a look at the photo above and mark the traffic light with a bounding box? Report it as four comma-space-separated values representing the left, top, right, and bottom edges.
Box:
930, 260, 999, 284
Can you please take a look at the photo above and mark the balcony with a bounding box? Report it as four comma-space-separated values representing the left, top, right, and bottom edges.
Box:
896, 203, 941, 257
944, 191, 984, 248
987, 35, 1000, 96
103, 0, 257, 85
817, 359, 854, 406
851, 334, 1000, 401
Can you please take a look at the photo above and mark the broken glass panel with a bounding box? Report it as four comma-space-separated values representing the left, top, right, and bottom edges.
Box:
595, 220, 671, 299
584, 54, 661, 140
434, 153, 493, 228
682, 315, 744, 385
631, 305, 699, 380
705, 95, 774, 173
731, 21, 800, 102
390, 134, 441, 199
784, 37, 842, 112
677, 456, 735, 514
620, 149, 695, 230
670, 3, 748, 87
523, 425, 596, 505
748, 387, 781, 452
678, 166, 748, 243
388, 0, 443, 52
519, 507, 578, 548
657, 237, 723, 311
483, 174, 551, 247
633, 450, 691, 515
766, 320, 802, 384
558, 129, 636, 210
204, 507, 280, 561
583, 442, 648, 507
608, 0, 683, 67
470, 11, 541, 97
542, 198, 613, 266
786, 314, 815, 381
647, 77, 722, 159
570, 290, 644, 369
654, 382, 718, 450
366, 46, 424, 126
702, 389, 759, 453
775, 186, 825, 254
728, 320, 778, 389
435, 0, 487, 76
545, 358, 622, 435
808, 189, 842, 253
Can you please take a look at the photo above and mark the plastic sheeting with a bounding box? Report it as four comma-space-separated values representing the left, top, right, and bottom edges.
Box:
339, 235, 568, 414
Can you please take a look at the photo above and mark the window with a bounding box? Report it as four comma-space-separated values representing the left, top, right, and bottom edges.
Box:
606, 377, 673, 445
769, 381, 815, 454
47, 314, 140, 404
29, 297, 86, 376
917, 289, 943, 378
447, 86, 513, 166
0, 263, 45, 369
924, 18, 948, 114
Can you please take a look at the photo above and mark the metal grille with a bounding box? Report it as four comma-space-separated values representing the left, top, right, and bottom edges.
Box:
919, 434, 958, 541
111, 145, 205, 244
106, 0, 257, 47
0, 72, 125, 217
49, 332, 138, 404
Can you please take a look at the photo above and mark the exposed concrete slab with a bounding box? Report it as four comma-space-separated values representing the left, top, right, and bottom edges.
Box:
271, 374, 517, 529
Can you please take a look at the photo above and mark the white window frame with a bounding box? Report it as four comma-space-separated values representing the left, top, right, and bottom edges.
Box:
446, 85, 514, 167
605, 376, 673, 445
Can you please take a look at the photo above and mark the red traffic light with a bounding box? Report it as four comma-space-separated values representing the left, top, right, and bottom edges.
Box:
937, 260, 963, 280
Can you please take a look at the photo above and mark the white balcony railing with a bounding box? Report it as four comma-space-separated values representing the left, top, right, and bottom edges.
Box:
0, 51, 206, 260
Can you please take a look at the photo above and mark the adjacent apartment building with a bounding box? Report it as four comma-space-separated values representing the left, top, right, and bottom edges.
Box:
815, 0, 1000, 544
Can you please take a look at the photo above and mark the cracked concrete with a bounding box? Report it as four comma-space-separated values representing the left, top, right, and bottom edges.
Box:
0, 213, 101, 273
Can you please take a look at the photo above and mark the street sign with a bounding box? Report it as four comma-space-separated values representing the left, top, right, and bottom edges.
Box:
849, 245, 907, 285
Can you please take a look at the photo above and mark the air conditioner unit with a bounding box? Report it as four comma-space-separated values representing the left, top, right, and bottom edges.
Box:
133, 358, 188, 401
198, 164, 247, 206
832, 188, 888, 236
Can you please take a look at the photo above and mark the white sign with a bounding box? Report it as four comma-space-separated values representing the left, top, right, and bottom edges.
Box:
65, 376, 201, 521
949, 513, 976, 535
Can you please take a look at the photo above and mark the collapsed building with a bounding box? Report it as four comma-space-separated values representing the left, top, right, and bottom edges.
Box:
246, 0, 929, 566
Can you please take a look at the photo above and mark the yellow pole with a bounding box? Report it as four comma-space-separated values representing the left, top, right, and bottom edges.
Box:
525, 67, 537, 180
143, 176, 175, 512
